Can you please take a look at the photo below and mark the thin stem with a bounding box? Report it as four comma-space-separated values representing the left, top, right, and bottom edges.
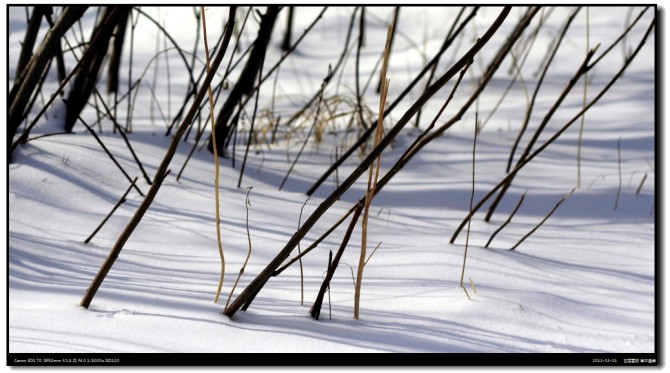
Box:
163, 18, 172, 120
615, 137, 622, 210
226, 187, 254, 308
85, 178, 139, 244
355, 24, 392, 320
78, 115, 144, 197
133, 7, 197, 91
297, 198, 309, 305
364, 242, 382, 266
202, 7, 227, 304
275, 7, 354, 133
485, 191, 526, 248
126, 9, 140, 130
376, 7, 399, 94
460, 112, 478, 294
273, 204, 355, 277
414, 6, 466, 128
510, 189, 574, 251
279, 69, 328, 191
355, 15, 366, 129
636, 173, 648, 195
577, 7, 589, 189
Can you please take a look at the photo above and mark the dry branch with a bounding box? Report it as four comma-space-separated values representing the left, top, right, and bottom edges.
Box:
510, 189, 574, 251
78, 115, 145, 197
636, 173, 648, 195
226, 187, 254, 308
485, 191, 526, 248
354, 23, 392, 320
459, 112, 478, 296
85, 177, 139, 244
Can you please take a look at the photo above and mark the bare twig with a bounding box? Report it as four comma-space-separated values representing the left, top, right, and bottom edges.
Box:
577, 7, 590, 189
85, 177, 139, 244
52, 21, 154, 186
133, 7, 197, 93
15, 6, 46, 81
364, 242, 382, 266
25, 131, 73, 143
279, 68, 329, 191
376, 7, 399, 94
355, 30, 366, 130
80, 80, 154, 186
297, 198, 310, 305
226, 187, 254, 308
636, 173, 648, 195
485, 191, 526, 248
460, 112, 478, 298
469, 277, 477, 294
272, 205, 354, 277
615, 137, 622, 210
78, 115, 144, 197
125, 8, 139, 132
355, 23, 392, 320
510, 189, 574, 251
328, 251, 332, 319
413, 6, 467, 128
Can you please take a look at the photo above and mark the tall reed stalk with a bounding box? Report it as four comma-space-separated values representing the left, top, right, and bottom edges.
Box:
201, 6, 226, 303
354, 24, 392, 320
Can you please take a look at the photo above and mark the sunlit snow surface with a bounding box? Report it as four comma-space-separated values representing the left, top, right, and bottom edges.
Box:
8, 6, 655, 353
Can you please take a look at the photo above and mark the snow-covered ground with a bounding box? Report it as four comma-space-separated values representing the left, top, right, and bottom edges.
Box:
6, 6, 657, 358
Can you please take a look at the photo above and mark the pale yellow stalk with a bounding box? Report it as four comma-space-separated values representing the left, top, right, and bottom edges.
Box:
201, 7, 226, 303
354, 24, 392, 320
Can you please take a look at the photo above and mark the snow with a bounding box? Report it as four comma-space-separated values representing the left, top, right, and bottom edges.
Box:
5, 4, 658, 361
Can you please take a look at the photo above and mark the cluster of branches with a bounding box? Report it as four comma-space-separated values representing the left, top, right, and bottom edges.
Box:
7, 6, 654, 320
